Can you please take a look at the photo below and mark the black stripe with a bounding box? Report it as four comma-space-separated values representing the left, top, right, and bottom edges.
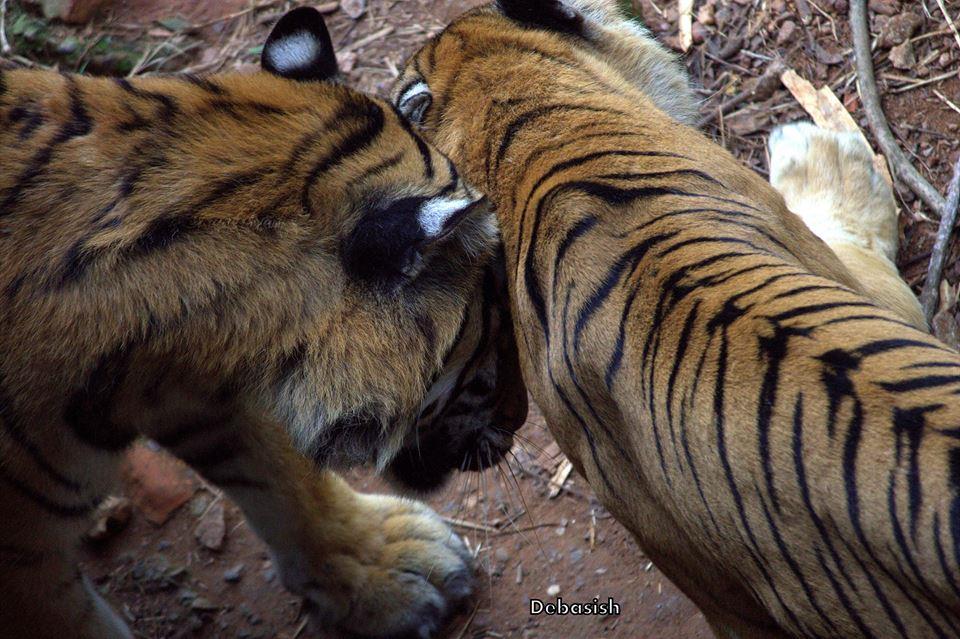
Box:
63, 347, 138, 451
597, 168, 725, 189
356, 152, 404, 184
300, 101, 385, 215
770, 284, 851, 301
184, 74, 226, 95
0, 76, 92, 215
494, 104, 629, 176
755, 486, 839, 635
572, 231, 677, 355
551, 215, 597, 292
819, 313, 917, 330
115, 78, 178, 123
856, 338, 947, 358
769, 301, 876, 323
514, 150, 686, 261
0, 470, 95, 518
0, 383, 82, 492
391, 104, 434, 179
893, 405, 940, 541
879, 375, 960, 393
933, 512, 960, 601
792, 394, 876, 635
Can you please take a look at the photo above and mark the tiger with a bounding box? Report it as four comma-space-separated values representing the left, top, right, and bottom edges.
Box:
392, 1, 960, 637
0, 7, 528, 639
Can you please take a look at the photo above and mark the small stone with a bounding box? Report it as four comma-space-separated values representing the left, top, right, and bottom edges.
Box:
341, 0, 366, 19
223, 564, 244, 583
546, 584, 561, 597
696, 3, 715, 26
868, 0, 900, 16
495, 547, 510, 563
776, 20, 798, 46
194, 500, 225, 551
85, 496, 132, 543
877, 12, 923, 48
191, 597, 219, 612
832, 0, 848, 11
889, 40, 916, 69
569, 549, 584, 564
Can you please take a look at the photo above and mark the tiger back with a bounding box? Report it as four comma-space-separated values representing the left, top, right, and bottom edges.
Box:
394, 1, 960, 637
0, 7, 527, 639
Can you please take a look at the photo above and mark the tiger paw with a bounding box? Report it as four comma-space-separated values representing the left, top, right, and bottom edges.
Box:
279, 494, 473, 639
768, 121, 898, 261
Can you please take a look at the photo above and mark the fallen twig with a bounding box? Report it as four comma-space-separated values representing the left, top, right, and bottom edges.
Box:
850, 0, 947, 217
0, 0, 11, 55
919, 157, 960, 323
934, 0, 960, 51
698, 59, 786, 127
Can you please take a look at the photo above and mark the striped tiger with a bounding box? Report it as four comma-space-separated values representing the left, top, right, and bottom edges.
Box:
393, 1, 960, 637
0, 7, 527, 639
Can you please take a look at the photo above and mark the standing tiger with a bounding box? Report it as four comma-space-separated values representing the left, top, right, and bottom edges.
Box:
394, 1, 960, 636
0, 7, 527, 639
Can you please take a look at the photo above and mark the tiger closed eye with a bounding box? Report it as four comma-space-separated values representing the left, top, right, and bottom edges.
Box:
396, 82, 433, 124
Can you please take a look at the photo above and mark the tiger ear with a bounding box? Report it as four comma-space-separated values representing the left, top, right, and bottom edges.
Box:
396, 81, 433, 125
261, 7, 338, 82
496, 0, 585, 34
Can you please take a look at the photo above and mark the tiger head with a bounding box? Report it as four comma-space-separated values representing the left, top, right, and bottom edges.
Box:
392, 0, 698, 137
255, 8, 527, 490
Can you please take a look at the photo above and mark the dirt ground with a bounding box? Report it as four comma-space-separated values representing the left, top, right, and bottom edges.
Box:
4, 0, 960, 637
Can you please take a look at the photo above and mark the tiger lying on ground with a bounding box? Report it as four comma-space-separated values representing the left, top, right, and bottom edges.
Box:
0, 7, 527, 639
394, 1, 960, 636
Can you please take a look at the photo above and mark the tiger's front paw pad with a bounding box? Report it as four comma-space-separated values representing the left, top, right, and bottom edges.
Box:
299, 495, 473, 639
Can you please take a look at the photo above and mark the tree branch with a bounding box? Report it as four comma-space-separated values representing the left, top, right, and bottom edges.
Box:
920, 156, 960, 323
849, 0, 947, 217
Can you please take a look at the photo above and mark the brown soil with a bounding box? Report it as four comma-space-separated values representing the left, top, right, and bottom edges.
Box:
6, 0, 960, 637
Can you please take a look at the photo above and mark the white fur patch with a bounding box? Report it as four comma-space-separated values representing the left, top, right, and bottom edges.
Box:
418, 197, 474, 237
266, 31, 319, 73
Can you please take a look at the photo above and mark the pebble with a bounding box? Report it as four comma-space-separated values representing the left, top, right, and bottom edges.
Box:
776, 21, 798, 46
190, 597, 219, 612
569, 549, 584, 564
868, 0, 901, 16
878, 12, 923, 49
495, 547, 510, 563
889, 40, 916, 70
546, 584, 561, 597
223, 563, 245, 583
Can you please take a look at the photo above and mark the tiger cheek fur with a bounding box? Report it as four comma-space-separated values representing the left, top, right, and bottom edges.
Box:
395, 2, 960, 638
0, 7, 526, 639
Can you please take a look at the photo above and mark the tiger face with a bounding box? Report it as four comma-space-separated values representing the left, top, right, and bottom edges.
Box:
393, 0, 698, 135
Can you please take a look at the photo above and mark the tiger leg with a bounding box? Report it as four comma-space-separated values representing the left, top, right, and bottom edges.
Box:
0, 448, 132, 639
767, 121, 927, 330
138, 393, 473, 638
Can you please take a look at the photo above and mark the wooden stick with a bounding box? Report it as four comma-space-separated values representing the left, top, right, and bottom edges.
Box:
0, 0, 12, 55
849, 0, 947, 217
919, 157, 960, 322
934, 0, 960, 52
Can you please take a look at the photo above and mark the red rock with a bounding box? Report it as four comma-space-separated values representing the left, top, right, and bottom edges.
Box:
122, 443, 198, 526
878, 12, 923, 48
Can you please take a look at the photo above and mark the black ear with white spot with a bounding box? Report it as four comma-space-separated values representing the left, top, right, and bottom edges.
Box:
342, 193, 489, 290
496, 0, 585, 35
396, 80, 433, 125
261, 7, 338, 82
